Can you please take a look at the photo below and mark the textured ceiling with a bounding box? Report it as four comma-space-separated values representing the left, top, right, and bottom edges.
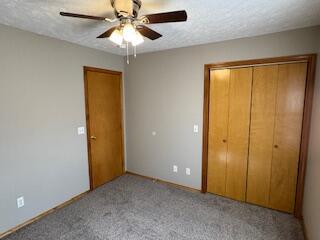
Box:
1, 0, 320, 55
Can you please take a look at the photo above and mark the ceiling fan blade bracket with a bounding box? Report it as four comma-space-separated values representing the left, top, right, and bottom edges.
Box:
136, 16, 150, 24
104, 18, 118, 23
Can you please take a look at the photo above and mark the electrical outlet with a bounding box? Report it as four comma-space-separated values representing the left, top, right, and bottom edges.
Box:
173, 165, 178, 173
186, 168, 191, 175
17, 196, 24, 208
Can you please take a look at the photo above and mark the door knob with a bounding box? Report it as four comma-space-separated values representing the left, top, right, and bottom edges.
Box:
222, 139, 227, 143
90, 136, 97, 140
274, 144, 278, 148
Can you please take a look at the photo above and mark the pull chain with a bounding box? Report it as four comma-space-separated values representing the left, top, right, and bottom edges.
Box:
126, 42, 129, 64
134, 45, 137, 58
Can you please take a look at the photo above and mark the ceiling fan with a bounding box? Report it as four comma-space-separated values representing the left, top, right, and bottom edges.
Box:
60, 0, 187, 62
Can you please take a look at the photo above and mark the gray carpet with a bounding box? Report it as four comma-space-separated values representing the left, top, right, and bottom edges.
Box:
4, 174, 304, 240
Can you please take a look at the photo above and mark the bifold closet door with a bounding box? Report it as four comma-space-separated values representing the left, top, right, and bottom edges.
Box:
246, 65, 278, 207
207, 69, 230, 196
207, 67, 252, 201
225, 68, 252, 201
269, 63, 307, 213
247, 63, 307, 213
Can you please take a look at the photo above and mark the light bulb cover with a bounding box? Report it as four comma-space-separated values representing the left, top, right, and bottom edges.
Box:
132, 31, 144, 46
123, 23, 136, 42
109, 29, 123, 45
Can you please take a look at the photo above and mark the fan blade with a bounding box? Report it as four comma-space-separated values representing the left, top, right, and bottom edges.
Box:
143, 10, 187, 24
137, 26, 162, 40
97, 27, 117, 38
60, 12, 106, 21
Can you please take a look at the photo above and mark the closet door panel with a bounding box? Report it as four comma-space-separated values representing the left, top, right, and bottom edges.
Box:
225, 67, 252, 201
269, 63, 307, 213
207, 69, 230, 196
246, 65, 278, 207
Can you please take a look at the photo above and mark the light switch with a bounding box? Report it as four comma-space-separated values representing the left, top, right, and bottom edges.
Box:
152, 131, 157, 136
17, 196, 24, 208
186, 168, 191, 175
173, 165, 178, 173
193, 125, 199, 133
77, 127, 85, 135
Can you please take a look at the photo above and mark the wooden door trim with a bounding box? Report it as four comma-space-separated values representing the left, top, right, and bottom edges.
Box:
84, 66, 122, 75
83, 66, 125, 190
202, 54, 317, 218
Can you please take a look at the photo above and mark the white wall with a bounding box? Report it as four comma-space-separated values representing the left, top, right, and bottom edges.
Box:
0, 24, 124, 233
125, 26, 320, 190
303, 32, 320, 240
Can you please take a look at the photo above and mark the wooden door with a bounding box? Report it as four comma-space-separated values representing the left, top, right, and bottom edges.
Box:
207, 69, 230, 196
85, 67, 124, 189
246, 63, 307, 213
246, 65, 278, 207
269, 63, 307, 213
207, 67, 252, 201
225, 68, 252, 201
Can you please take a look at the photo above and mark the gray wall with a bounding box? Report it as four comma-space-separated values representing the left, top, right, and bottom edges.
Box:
125, 26, 320, 190
303, 36, 320, 240
0, 24, 124, 233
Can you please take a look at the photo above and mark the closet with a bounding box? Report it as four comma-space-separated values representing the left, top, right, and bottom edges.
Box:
206, 61, 308, 213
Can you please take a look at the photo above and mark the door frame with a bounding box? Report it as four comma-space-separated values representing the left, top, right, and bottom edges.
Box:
83, 66, 125, 190
201, 54, 317, 218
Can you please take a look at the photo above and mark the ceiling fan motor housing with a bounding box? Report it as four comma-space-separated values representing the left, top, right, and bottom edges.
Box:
111, 0, 142, 18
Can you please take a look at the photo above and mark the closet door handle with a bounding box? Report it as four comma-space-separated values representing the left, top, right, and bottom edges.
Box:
274, 144, 278, 149
222, 139, 227, 143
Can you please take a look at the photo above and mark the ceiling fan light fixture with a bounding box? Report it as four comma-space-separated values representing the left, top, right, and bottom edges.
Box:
109, 29, 123, 45
60, 2, 188, 64
123, 23, 136, 42
132, 31, 144, 46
